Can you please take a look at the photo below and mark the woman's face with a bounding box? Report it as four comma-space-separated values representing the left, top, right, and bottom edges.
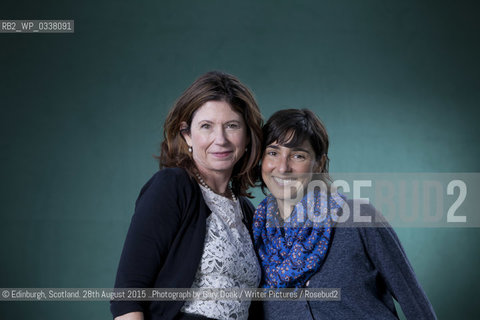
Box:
182, 100, 249, 177
261, 138, 319, 202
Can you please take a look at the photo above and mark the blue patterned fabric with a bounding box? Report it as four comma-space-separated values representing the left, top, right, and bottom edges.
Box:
253, 190, 345, 288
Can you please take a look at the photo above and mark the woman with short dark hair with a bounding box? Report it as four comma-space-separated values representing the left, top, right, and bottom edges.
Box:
253, 109, 436, 319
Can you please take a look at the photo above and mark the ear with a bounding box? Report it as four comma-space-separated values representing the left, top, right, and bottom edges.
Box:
314, 154, 326, 172
180, 121, 192, 146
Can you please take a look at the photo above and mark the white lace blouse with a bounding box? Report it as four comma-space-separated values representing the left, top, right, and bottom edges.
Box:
180, 184, 261, 320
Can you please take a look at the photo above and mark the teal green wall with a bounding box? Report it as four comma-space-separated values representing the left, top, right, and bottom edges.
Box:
1, 1, 479, 319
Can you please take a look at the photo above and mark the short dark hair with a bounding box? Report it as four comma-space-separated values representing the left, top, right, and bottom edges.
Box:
259, 108, 330, 192
160, 71, 263, 197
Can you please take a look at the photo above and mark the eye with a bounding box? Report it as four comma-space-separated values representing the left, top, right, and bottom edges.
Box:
292, 153, 306, 160
200, 123, 211, 129
226, 123, 240, 129
266, 150, 277, 156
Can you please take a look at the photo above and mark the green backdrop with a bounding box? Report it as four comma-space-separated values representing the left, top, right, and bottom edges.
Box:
1, 0, 479, 319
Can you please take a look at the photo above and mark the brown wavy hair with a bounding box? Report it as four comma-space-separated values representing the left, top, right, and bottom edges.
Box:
160, 71, 263, 198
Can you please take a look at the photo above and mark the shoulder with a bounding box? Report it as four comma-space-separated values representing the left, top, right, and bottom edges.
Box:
150, 167, 192, 184
337, 199, 391, 228
135, 167, 197, 207
335, 199, 399, 243
340, 199, 403, 251
344, 199, 378, 217
142, 167, 193, 192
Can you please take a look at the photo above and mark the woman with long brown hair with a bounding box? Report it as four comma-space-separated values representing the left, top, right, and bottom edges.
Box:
111, 71, 263, 320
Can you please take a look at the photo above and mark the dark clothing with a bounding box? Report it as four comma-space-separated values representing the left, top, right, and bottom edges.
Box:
261, 201, 437, 320
111, 168, 255, 320
175, 312, 216, 320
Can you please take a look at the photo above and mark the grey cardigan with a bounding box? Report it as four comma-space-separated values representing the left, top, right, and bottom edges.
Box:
259, 201, 437, 320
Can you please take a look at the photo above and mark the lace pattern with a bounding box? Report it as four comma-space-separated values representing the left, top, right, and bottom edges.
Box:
181, 185, 261, 320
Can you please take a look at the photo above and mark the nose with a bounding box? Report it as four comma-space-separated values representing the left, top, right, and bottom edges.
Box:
277, 155, 291, 173
213, 127, 227, 145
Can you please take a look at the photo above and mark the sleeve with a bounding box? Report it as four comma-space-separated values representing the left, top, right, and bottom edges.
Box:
359, 204, 437, 320
110, 169, 189, 317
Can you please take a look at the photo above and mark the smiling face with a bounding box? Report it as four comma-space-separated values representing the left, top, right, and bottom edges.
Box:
261, 137, 319, 204
182, 100, 249, 177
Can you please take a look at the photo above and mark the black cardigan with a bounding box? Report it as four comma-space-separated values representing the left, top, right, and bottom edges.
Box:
111, 167, 256, 320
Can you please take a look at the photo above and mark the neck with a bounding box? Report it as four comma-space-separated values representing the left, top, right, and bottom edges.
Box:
196, 167, 231, 194
275, 198, 296, 220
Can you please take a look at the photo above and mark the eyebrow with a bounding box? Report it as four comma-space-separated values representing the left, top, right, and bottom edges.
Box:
266, 144, 311, 153
292, 147, 311, 153
266, 145, 280, 150
197, 119, 241, 124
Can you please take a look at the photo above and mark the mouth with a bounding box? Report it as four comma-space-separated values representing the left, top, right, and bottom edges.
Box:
211, 151, 233, 159
272, 176, 299, 186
